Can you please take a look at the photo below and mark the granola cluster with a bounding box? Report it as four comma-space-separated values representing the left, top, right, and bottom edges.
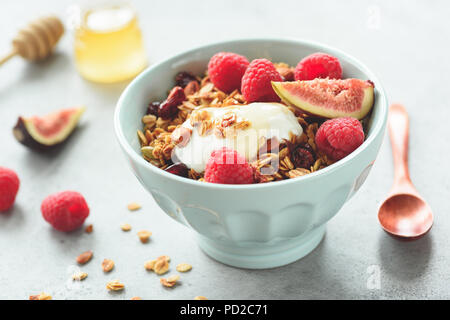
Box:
138, 64, 343, 183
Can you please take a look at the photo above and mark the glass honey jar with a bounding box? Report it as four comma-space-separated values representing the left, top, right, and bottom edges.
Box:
73, 1, 148, 83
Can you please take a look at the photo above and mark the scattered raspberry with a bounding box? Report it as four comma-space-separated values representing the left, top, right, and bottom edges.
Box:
204, 147, 254, 184
241, 59, 283, 103
41, 191, 90, 232
295, 52, 342, 81
208, 52, 249, 93
0, 167, 20, 212
315, 117, 364, 161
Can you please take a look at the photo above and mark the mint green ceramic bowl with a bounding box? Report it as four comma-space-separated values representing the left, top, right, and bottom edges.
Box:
114, 38, 388, 269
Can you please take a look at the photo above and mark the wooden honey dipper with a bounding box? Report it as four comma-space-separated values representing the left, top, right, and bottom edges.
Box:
0, 16, 64, 66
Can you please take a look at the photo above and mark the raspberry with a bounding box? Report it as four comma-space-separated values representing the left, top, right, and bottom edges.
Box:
295, 52, 342, 81
315, 117, 365, 161
0, 167, 20, 212
208, 52, 249, 93
241, 59, 283, 103
204, 147, 254, 184
41, 191, 90, 232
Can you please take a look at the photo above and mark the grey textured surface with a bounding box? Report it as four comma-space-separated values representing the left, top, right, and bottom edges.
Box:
0, 0, 449, 300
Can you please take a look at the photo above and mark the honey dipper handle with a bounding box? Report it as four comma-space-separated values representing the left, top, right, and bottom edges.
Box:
0, 49, 17, 66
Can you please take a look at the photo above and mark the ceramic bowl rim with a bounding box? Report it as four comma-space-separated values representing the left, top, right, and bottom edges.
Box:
114, 37, 388, 190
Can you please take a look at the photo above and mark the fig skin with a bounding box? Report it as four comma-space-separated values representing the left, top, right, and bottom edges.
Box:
13, 117, 55, 151
12, 107, 85, 151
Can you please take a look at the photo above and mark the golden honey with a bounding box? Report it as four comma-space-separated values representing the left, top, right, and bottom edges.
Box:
74, 4, 147, 83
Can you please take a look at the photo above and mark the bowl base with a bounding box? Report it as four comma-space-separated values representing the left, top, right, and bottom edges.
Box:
197, 226, 325, 269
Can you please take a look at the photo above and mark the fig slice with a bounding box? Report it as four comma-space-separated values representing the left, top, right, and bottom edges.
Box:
271, 78, 374, 120
13, 107, 85, 150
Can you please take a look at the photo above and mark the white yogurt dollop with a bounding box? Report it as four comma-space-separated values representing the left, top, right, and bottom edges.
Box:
174, 102, 303, 172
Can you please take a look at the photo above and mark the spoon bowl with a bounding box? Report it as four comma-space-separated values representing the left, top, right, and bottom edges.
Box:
378, 193, 433, 239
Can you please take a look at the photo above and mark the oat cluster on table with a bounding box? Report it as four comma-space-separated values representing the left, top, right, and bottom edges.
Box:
76, 250, 93, 265
102, 259, 115, 272
145, 255, 170, 275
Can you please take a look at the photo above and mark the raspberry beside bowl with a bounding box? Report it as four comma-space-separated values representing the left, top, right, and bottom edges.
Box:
114, 38, 388, 269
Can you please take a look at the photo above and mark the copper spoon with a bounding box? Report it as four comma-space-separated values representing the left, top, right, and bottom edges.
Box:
378, 104, 433, 239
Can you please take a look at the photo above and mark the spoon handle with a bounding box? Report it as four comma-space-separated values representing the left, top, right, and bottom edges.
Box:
388, 104, 411, 184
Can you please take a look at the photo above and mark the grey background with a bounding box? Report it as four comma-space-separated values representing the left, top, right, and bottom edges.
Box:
0, 0, 449, 300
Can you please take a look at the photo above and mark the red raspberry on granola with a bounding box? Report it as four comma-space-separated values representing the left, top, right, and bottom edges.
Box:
315, 117, 364, 161
204, 147, 254, 184
208, 52, 249, 93
294, 52, 342, 81
241, 59, 283, 103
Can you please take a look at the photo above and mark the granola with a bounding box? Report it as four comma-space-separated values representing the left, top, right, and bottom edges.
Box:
138, 62, 367, 183
127, 202, 141, 211
102, 259, 115, 272
72, 272, 88, 281
76, 250, 93, 265
29, 292, 52, 300
137, 230, 152, 243
160, 275, 180, 288
121, 223, 132, 231
145, 255, 170, 275
176, 263, 192, 272
85, 224, 93, 233
106, 280, 125, 291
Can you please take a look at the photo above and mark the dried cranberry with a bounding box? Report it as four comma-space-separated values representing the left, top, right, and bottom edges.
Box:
158, 86, 186, 119
175, 71, 197, 88
147, 102, 161, 116
292, 147, 315, 169
300, 143, 315, 155
164, 163, 188, 178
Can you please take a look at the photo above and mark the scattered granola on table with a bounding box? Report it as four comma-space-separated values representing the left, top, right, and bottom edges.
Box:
106, 280, 125, 291
176, 263, 192, 272
121, 223, 132, 231
76, 250, 93, 265
85, 224, 93, 233
29, 292, 52, 300
102, 259, 115, 272
72, 271, 88, 281
127, 202, 141, 211
137, 230, 152, 243
145, 255, 170, 275
160, 275, 180, 288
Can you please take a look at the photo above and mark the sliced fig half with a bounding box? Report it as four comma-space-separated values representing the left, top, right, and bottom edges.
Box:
272, 78, 374, 120
13, 107, 85, 150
